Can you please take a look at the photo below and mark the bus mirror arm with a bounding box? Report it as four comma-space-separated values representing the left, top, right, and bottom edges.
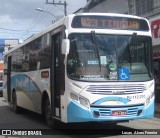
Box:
61, 39, 70, 54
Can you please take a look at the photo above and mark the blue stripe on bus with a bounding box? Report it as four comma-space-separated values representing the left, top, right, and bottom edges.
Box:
67, 101, 92, 122
11, 74, 41, 93
92, 97, 131, 105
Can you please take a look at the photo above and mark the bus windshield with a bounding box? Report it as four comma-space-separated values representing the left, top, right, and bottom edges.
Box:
67, 33, 153, 81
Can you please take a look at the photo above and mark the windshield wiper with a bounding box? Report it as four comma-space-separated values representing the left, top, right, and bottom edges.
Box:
127, 32, 137, 71
131, 32, 137, 46
91, 30, 101, 71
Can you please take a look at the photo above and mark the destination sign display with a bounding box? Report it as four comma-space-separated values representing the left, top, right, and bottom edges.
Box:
72, 16, 149, 31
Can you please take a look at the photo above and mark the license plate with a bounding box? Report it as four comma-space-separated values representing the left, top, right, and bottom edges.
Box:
112, 110, 127, 116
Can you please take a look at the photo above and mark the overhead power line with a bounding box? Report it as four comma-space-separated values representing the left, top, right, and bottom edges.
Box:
20, 3, 49, 40
0, 27, 39, 32
0, 31, 38, 35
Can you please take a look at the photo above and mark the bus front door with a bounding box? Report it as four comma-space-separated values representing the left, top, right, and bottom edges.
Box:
51, 32, 63, 118
7, 56, 12, 102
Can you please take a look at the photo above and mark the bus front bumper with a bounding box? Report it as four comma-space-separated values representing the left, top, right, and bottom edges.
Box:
67, 99, 154, 123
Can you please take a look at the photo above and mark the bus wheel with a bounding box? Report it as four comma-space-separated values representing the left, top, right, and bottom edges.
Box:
45, 98, 56, 128
12, 92, 21, 113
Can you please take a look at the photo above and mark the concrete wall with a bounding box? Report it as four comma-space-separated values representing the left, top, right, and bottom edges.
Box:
88, 0, 129, 14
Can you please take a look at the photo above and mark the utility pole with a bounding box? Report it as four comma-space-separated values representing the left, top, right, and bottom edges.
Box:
46, 0, 67, 16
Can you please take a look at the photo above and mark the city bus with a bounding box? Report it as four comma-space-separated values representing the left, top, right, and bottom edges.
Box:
3, 13, 154, 128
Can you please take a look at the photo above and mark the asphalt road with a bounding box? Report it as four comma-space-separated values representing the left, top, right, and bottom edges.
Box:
0, 97, 159, 138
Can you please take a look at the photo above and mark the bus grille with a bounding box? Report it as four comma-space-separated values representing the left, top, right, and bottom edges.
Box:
86, 84, 146, 95
99, 109, 111, 116
99, 108, 139, 116
91, 105, 144, 117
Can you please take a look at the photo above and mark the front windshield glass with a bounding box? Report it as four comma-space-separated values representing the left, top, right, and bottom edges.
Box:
67, 33, 153, 81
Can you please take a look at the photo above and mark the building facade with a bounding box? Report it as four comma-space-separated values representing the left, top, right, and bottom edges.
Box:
0, 39, 19, 82
85, 0, 128, 14
85, 0, 160, 18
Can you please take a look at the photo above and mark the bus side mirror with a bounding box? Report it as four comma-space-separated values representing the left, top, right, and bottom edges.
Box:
4, 69, 8, 75
61, 39, 70, 54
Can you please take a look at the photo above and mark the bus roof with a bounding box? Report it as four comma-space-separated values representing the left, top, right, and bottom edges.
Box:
74, 12, 147, 20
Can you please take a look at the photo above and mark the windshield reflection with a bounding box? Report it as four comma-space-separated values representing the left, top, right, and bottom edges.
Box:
67, 33, 153, 81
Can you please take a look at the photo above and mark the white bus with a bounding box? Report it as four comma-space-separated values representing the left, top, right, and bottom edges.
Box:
3, 13, 154, 128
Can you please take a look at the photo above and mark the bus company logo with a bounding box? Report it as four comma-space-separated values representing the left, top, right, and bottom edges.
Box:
112, 90, 126, 95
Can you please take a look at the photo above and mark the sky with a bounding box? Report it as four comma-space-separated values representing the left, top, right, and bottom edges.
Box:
0, 0, 87, 41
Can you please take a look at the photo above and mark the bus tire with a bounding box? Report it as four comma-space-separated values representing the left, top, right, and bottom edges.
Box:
45, 98, 57, 128
12, 92, 21, 113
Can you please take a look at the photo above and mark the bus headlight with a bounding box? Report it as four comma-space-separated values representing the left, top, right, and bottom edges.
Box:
149, 81, 154, 93
70, 92, 78, 101
79, 97, 90, 109
70, 92, 90, 109
145, 92, 154, 106
145, 81, 155, 106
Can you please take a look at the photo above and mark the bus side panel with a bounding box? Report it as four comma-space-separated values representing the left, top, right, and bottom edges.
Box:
11, 71, 44, 113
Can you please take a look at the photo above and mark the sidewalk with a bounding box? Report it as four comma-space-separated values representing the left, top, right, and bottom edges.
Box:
155, 103, 160, 114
